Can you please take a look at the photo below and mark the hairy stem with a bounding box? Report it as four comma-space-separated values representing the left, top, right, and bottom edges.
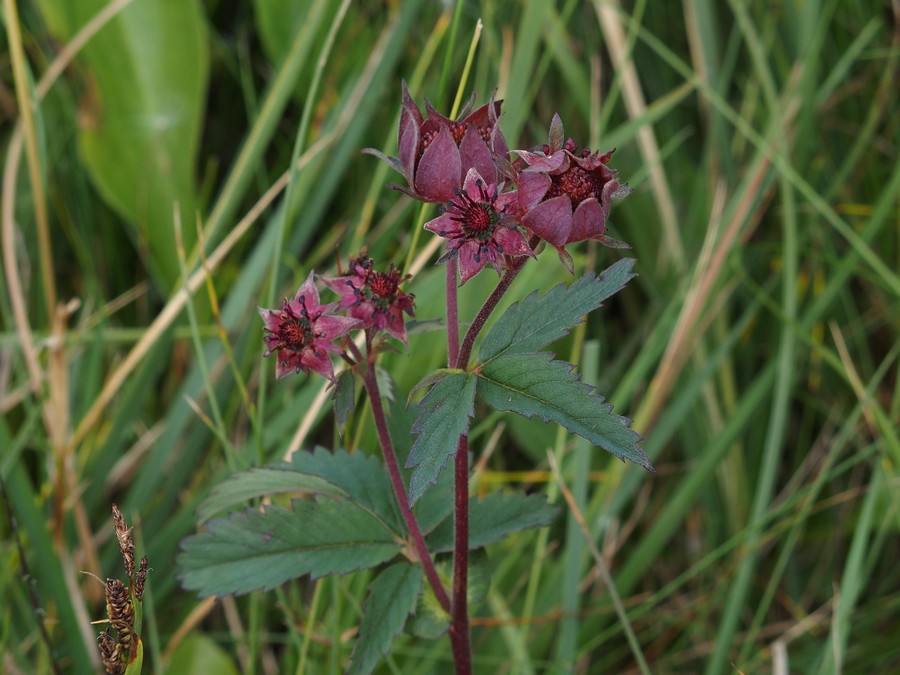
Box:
446, 257, 460, 366
457, 238, 538, 368
361, 365, 450, 613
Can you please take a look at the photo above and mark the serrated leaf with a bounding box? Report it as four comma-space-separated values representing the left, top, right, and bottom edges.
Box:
428, 492, 560, 552
197, 469, 343, 523
478, 259, 636, 362
284, 447, 403, 532
477, 353, 652, 470
333, 370, 356, 436
405, 373, 477, 505
347, 563, 422, 675
178, 498, 401, 597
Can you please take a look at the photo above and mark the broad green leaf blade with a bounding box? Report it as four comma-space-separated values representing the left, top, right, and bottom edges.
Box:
477, 353, 652, 470
428, 492, 560, 553
196, 469, 344, 523
405, 372, 477, 505
35, 0, 209, 290
333, 370, 356, 436
347, 562, 423, 675
478, 259, 637, 362
166, 635, 240, 675
178, 498, 401, 597
284, 447, 402, 532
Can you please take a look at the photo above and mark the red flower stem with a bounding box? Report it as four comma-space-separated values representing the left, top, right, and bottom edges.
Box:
446, 257, 460, 367
361, 364, 451, 613
456, 237, 538, 369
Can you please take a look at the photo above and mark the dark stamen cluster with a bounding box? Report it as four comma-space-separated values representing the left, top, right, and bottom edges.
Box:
448, 179, 503, 242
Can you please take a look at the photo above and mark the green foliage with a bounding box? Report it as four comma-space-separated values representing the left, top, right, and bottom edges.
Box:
406, 371, 477, 504
34, 0, 209, 289
477, 258, 637, 361
333, 370, 357, 436
4, 1, 898, 673
477, 352, 652, 470
427, 492, 560, 553
347, 562, 423, 675
178, 497, 402, 597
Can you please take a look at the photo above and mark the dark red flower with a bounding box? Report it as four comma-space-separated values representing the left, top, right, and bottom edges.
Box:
424, 168, 533, 285
258, 272, 360, 381
365, 81, 509, 203
515, 114, 631, 270
320, 256, 416, 345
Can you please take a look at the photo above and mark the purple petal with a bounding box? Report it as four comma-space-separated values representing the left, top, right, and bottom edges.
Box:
292, 271, 320, 310
400, 81, 423, 128
424, 212, 463, 238
316, 314, 361, 341
424, 99, 454, 126
493, 227, 533, 257
461, 167, 488, 199
414, 126, 461, 203
276, 351, 301, 379
569, 198, 606, 244
303, 349, 336, 382
494, 189, 518, 214
398, 107, 420, 186
383, 306, 408, 344
522, 195, 573, 248
491, 120, 509, 164
459, 125, 494, 185
517, 172, 551, 212
514, 149, 566, 172
459, 101, 493, 127
457, 241, 488, 285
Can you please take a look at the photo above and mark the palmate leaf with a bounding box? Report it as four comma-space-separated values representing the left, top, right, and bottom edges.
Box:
178, 498, 401, 597
347, 562, 422, 675
477, 352, 653, 470
478, 258, 636, 362
428, 492, 560, 552
405, 371, 477, 505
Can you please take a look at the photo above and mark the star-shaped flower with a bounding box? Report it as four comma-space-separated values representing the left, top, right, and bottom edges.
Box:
320, 256, 416, 345
258, 272, 360, 381
424, 168, 533, 285
515, 114, 631, 271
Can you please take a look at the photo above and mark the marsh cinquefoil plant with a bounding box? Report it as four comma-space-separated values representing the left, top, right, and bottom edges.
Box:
177, 84, 653, 675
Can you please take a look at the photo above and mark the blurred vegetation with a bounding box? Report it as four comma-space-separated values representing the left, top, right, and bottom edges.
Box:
1, 0, 898, 673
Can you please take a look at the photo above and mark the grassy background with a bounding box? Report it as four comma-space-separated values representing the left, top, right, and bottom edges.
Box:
2, 0, 898, 673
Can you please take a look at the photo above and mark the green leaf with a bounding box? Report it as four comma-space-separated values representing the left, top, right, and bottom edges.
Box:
178, 498, 401, 597
333, 370, 356, 437
34, 0, 209, 290
408, 550, 490, 639
476, 353, 652, 470
196, 469, 343, 523
428, 492, 560, 553
347, 563, 423, 675
405, 372, 477, 505
285, 447, 402, 532
166, 634, 239, 675
478, 259, 637, 362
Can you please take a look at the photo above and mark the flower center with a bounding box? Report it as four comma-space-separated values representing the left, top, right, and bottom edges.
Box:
547, 165, 604, 205
447, 180, 503, 242
269, 300, 316, 352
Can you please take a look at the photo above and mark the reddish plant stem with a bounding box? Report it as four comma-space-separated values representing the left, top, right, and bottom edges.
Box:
361, 365, 451, 613
456, 239, 538, 368
446, 257, 460, 367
